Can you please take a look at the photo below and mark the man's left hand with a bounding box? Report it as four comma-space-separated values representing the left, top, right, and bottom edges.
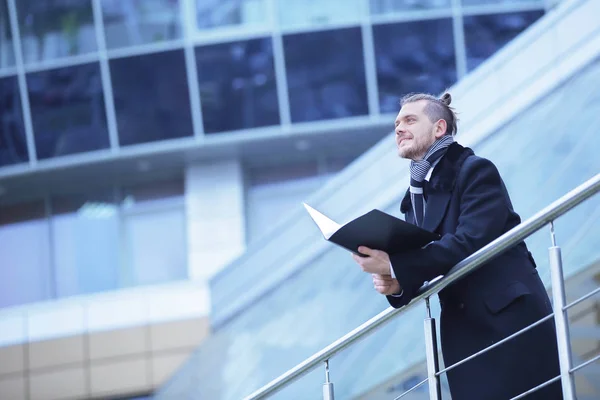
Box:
352, 246, 391, 275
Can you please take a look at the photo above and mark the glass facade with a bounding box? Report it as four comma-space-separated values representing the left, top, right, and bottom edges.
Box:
100, 0, 182, 49
27, 62, 110, 159
17, 0, 97, 64
0, 177, 187, 307
284, 27, 369, 122
0, 0, 546, 167
370, 0, 452, 14
277, 0, 362, 28
0, 76, 27, 166
0, 201, 51, 308
373, 18, 457, 114
110, 49, 194, 145
463, 10, 544, 71
196, 0, 269, 31
195, 38, 280, 133
0, 0, 15, 68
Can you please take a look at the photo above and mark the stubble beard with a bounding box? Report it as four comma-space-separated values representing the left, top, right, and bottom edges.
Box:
398, 139, 430, 161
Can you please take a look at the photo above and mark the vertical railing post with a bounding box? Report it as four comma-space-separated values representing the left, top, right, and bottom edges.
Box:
424, 298, 442, 400
323, 360, 334, 400
548, 221, 576, 400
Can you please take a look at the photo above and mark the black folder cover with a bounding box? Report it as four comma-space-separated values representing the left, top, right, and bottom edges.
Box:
304, 203, 441, 256
332, 210, 440, 256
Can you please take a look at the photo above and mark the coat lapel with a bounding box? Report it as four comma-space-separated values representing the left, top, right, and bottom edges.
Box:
421, 189, 452, 232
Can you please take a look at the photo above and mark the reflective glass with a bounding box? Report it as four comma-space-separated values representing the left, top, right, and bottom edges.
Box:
0, 0, 15, 68
0, 76, 28, 167
101, 0, 182, 50
123, 208, 187, 286
110, 50, 194, 145
195, 38, 280, 133
17, 0, 97, 64
461, 0, 543, 6
373, 18, 457, 113
370, 0, 451, 15
277, 0, 361, 29
284, 28, 368, 123
51, 191, 120, 297
463, 10, 544, 71
196, 0, 268, 31
0, 201, 51, 308
27, 63, 110, 159
121, 178, 187, 287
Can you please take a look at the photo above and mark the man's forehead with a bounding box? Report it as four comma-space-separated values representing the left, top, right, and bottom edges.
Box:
397, 100, 426, 118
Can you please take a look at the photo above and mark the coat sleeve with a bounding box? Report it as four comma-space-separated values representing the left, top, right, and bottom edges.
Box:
387, 157, 511, 308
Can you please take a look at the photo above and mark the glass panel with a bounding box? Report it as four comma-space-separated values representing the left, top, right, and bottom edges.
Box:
463, 10, 544, 71
0, 0, 15, 68
17, 0, 97, 64
196, 38, 280, 133
51, 191, 120, 297
121, 177, 184, 206
196, 0, 269, 31
0, 76, 28, 167
373, 18, 457, 114
100, 0, 182, 50
123, 208, 187, 287
27, 62, 110, 159
370, 0, 452, 15
0, 201, 51, 308
284, 28, 368, 123
461, 0, 543, 6
110, 49, 193, 145
277, 0, 361, 29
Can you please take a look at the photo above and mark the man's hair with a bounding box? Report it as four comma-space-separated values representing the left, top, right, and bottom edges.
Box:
400, 92, 458, 136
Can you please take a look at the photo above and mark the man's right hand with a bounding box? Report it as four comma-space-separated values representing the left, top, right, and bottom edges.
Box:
372, 274, 401, 295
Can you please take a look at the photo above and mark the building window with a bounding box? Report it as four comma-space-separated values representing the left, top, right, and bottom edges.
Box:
369, 0, 451, 15
100, 0, 182, 50
195, 37, 280, 134
0, 201, 52, 308
0, 0, 15, 68
17, 0, 97, 64
373, 18, 457, 114
196, 0, 269, 31
276, 0, 362, 29
463, 10, 544, 71
110, 49, 194, 146
27, 62, 110, 160
51, 190, 120, 297
0, 76, 28, 167
284, 27, 369, 123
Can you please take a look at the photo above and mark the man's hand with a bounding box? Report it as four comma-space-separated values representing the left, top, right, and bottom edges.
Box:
352, 246, 391, 275
372, 274, 402, 295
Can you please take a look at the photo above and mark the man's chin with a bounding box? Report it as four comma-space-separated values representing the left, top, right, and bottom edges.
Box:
397, 148, 411, 159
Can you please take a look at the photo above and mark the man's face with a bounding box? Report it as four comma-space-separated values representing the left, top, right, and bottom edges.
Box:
394, 100, 441, 160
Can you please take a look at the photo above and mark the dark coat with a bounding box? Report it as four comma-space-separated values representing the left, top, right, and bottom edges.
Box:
387, 143, 562, 400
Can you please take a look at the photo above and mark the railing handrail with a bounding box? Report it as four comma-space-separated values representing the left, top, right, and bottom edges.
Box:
243, 172, 600, 400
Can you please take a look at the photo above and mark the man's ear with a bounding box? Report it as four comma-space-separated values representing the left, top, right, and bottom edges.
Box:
434, 119, 447, 139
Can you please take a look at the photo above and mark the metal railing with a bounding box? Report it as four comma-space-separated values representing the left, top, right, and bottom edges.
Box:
243, 172, 600, 400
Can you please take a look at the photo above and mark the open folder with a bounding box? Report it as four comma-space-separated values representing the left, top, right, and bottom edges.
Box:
303, 203, 440, 256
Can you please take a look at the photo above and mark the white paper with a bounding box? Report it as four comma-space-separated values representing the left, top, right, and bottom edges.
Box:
303, 203, 341, 240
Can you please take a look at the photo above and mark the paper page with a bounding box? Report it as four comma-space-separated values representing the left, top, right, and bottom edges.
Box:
303, 203, 341, 240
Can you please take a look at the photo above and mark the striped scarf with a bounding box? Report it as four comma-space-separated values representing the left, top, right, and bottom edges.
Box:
409, 135, 454, 227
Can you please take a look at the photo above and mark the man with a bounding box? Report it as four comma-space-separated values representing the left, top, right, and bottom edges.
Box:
352, 92, 562, 399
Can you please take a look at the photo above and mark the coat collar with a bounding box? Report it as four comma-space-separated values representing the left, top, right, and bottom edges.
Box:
400, 142, 474, 214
